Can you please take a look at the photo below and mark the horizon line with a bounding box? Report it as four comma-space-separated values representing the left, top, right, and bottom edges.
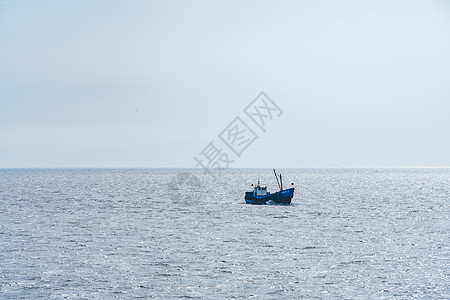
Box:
1, 166, 449, 169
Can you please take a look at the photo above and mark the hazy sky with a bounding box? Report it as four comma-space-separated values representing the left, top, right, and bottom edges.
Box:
1, 0, 449, 168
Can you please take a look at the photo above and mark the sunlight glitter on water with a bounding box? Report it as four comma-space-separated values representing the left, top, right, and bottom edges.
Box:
0, 168, 448, 299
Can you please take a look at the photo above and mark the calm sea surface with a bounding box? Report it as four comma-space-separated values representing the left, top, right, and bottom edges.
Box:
0, 168, 448, 299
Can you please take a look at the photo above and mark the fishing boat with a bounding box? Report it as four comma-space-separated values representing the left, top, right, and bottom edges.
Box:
245, 169, 295, 204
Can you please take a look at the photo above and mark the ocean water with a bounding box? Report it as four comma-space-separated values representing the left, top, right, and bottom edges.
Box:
0, 168, 448, 299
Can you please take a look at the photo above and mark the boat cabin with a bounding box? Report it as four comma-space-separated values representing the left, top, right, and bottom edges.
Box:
253, 180, 268, 197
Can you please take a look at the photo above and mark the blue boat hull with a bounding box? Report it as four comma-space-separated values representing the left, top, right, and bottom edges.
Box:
245, 188, 294, 205
244, 192, 268, 204
268, 188, 295, 204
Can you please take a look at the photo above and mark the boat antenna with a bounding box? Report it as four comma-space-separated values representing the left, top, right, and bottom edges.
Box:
273, 168, 281, 190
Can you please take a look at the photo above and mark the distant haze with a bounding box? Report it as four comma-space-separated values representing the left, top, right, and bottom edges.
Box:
1, 0, 449, 168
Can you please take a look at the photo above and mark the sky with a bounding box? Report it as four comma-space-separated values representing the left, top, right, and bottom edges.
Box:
0, 0, 449, 168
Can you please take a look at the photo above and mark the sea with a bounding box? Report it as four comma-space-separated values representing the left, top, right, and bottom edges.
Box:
0, 168, 448, 299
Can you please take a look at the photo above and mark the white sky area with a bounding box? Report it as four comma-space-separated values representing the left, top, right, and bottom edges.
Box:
0, 0, 449, 168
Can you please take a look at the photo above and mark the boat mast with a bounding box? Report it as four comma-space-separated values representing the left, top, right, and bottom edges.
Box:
280, 174, 283, 191
273, 168, 281, 190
